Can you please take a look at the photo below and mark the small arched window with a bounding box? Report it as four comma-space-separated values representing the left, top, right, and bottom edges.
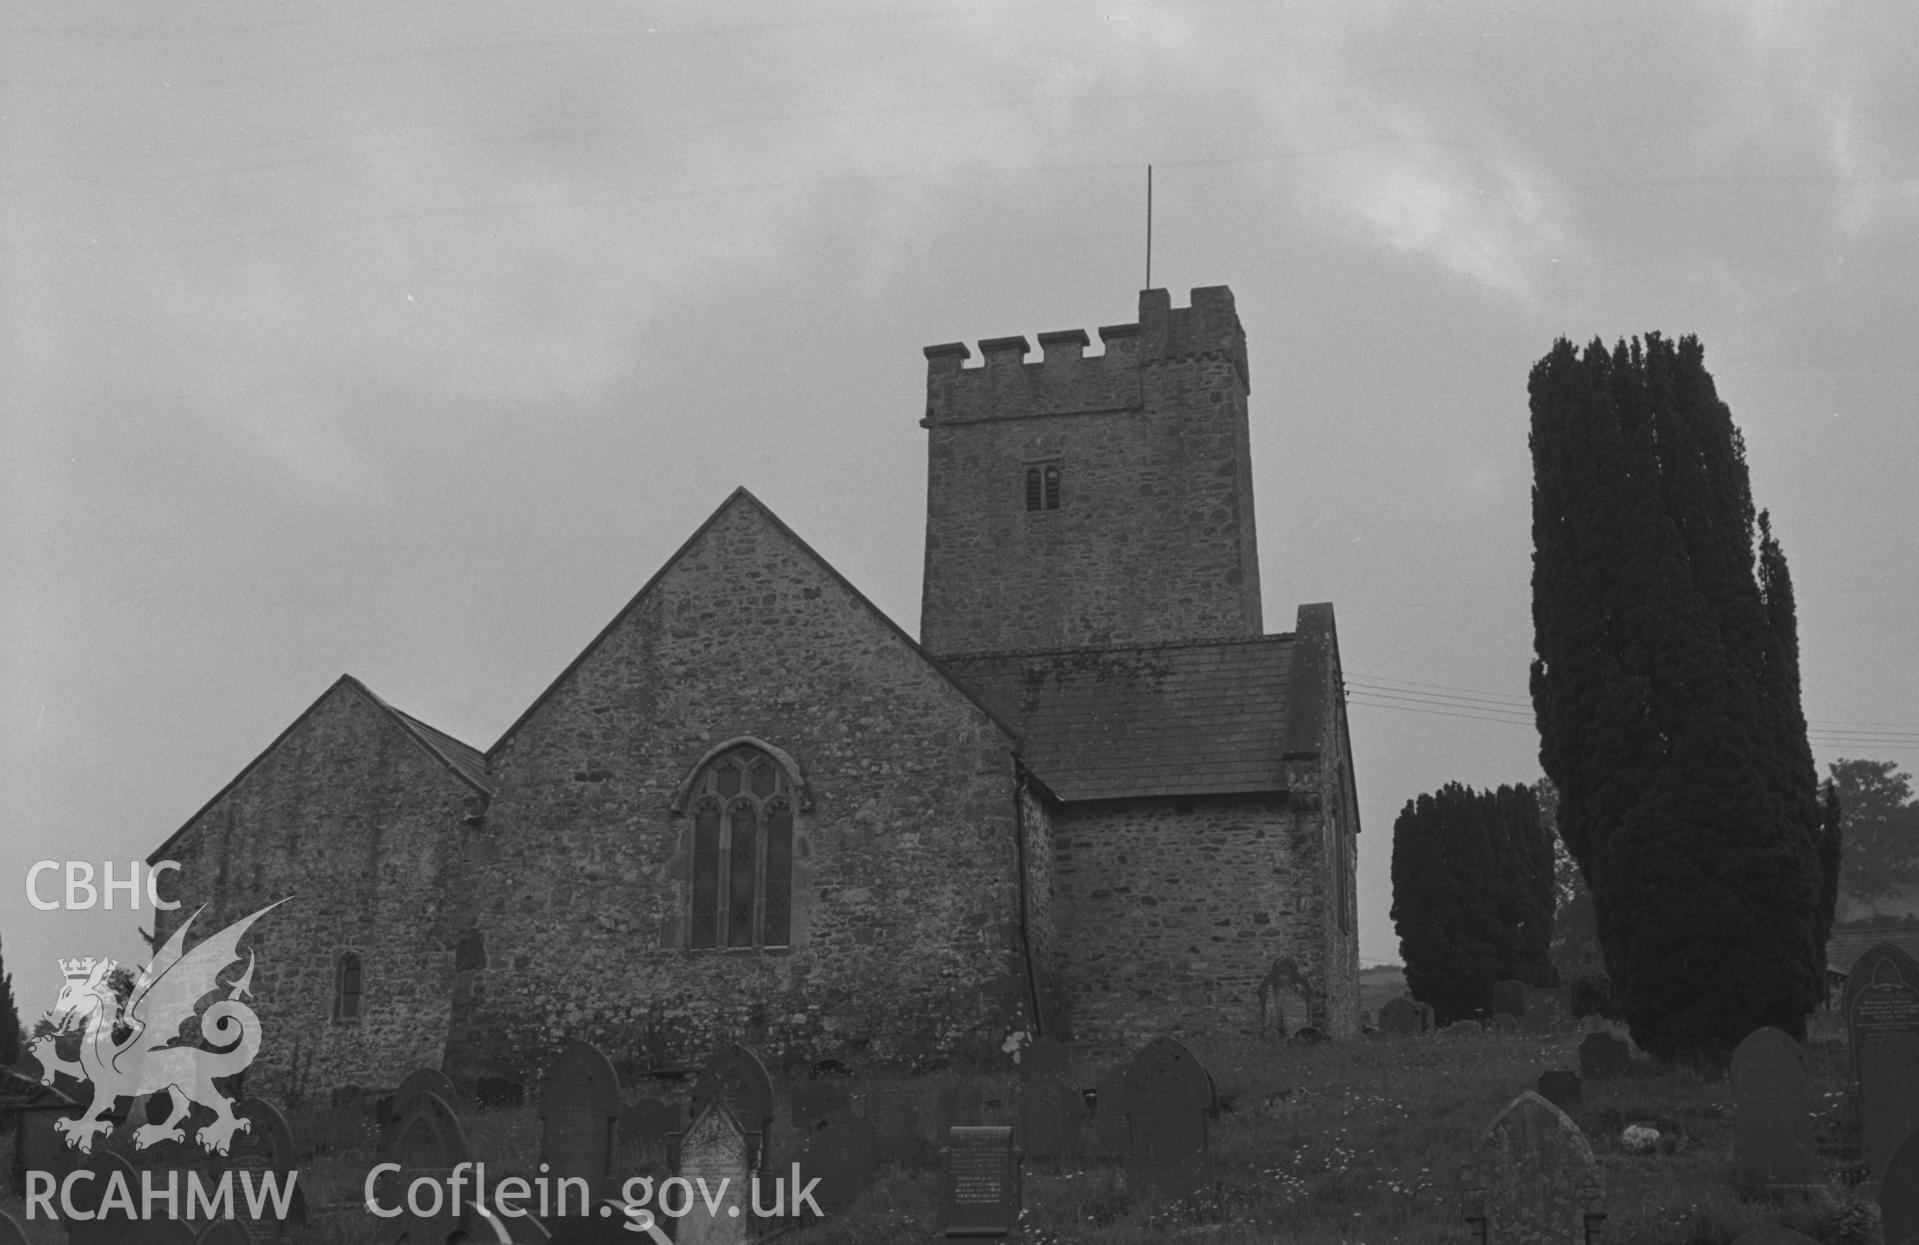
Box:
687, 746, 795, 950
334, 952, 363, 1022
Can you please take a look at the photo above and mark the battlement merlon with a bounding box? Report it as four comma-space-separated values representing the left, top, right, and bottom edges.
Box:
920, 286, 1248, 427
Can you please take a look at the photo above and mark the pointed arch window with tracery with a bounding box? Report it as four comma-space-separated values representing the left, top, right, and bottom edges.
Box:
687, 745, 794, 950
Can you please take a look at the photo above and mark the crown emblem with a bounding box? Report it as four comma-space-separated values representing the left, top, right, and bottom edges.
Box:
59, 957, 109, 980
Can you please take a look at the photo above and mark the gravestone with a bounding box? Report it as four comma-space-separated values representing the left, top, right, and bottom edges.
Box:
372, 1090, 471, 1242
1845, 944, 1919, 1181
385, 1066, 458, 1122
1122, 1037, 1212, 1197
1536, 1070, 1581, 1113
855, 1082, 925, 1165
941, 1125, 1020, 1237
64, 1151, 141, 1245
540, 1040, 623, 1202
194, 1225, 255, 1245
675, 1104, 751, 1245
1014, 1078, 1082, 1167
1459, 1092, 1606, 1244
622, 1097, 682, 1167
1579, 1032, 1629, 1079
1843, 941, 1919, 1081
1524, 986, 1564, 1034
1727, 1230, 1818, 1245
1729, 1026, 1818, 1190
1379, 996, 1423, 1036
1490, 1013, 1519, 1034
205, 1095, 305, 1228
1492, 980, 1528, 1021
1883, 1125, 1919, 1245
792, 1109, 879, 1213
693, 1045, 774, 1172
1019, 1035, 1071, 1080
0, 1209, 24, 1245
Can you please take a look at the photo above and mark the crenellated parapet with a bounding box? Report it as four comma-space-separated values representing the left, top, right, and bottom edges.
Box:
922, 286, 1247, 426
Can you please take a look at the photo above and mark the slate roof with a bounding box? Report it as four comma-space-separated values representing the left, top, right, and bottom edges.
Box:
381, 701, 492, 794
942, 634, 1295, 802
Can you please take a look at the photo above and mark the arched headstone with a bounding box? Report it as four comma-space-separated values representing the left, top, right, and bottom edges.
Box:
1845, 944, 1919, 1181
1460, 1092, 1605, 1243
64, 1151, 140, 1245
676, 1104, 751, 1245
1122, 1037, 1212, 1196
539, 1040, 623, 1202
694, 1044, 774, 1171
1730, 1027, 1817, 1190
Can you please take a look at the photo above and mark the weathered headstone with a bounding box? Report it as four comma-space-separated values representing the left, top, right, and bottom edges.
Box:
1730, 1026, 1818, 1190
1727, 1229, 1818, 1245
372, 1090, 472, 1241
855, 1082, 925, 1165
1459, 1091, 1606, 1244
204, 1095, 305, 1228
1123, 1037, 1211, 1197
694, 1044, 774, 1171
1883, 1124, 1919, 1245
385, 1065, 458, 1122
675, 1104, 751, 1245
1019, 1035, 1071, 1079
1492, 980, 1528, 1021
793, 1109, 879, 1213
1846, 944, 1919, 1182
64, 1150, 141, 1245
1579, 1032, 1629, 1079
1536, 1070, 1581, 1113
1843, 941, 1919, 1081
1379, 996, 1423, 1036
941, 1125, 1020, 1237
540, 1040, 623, 1203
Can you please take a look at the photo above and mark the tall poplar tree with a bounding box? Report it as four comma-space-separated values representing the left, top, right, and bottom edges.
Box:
1529, 334, 1830, 1062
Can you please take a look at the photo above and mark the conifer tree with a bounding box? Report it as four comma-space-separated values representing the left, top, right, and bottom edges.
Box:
1390, 782, 1555, 1024
0, 936, 21, 1067
1529, 334, 1828, 1062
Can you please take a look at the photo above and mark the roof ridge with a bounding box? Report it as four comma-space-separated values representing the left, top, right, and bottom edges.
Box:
940, 632, 1295, 662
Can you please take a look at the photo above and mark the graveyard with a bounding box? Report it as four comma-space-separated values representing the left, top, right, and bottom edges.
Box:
2, 992, 1912, 1245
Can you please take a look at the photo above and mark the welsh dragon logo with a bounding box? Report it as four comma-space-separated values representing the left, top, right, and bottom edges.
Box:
30, 899, 285, 1156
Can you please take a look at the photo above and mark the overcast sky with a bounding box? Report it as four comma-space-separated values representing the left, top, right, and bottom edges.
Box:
7, 1, 1918, 1014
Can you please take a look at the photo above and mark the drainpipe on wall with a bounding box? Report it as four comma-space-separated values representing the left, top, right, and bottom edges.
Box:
1012, 761, 1045, 1037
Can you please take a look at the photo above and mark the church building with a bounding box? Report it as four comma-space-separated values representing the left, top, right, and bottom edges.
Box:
146, 286, 1361, 1096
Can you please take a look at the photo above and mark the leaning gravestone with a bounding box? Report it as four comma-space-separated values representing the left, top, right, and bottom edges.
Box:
1845, 943, 1919, 1182
1579, 1032, 1630, 1079
1379, 996, 1423, 1036
1883, 1125, 1919, 1245
942, 1125, 1020, 1238
1536, 1070, 1581, 1113
694, 1045, 775, 1173
1459, 1091, 1606, 1244
1730, 1026, 1818, 1190
540, 1040, 624, 1203
675, 1104, 751, 1245
1123, 1037, 1211, 1197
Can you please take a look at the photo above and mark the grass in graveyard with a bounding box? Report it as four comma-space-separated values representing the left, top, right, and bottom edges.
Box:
0, 1013, 1887, 1243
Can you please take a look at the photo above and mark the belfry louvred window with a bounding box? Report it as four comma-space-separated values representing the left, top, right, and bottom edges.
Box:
1025, 461, 1061, 511
688, 746, 794, 950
